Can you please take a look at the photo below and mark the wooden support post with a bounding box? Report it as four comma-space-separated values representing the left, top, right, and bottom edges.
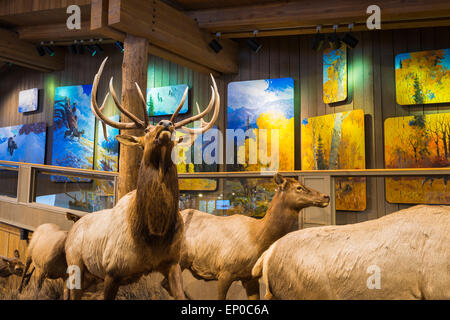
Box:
118, 34, 148, 199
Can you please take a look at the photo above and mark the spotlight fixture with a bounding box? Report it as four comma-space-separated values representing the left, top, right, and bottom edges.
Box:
246, 30, 262, 53
86, 45, 97, 56
209, 32, 223, 53
20, 228, 29, 240
312, 26, 325, 51
36, 42, 45, 56
328, 25, 341, 50
44, 41, 55, 56
115, 41, 125, 53
342, 23, 359, 49
69, 40, 77, 54
94, 39, 104, 55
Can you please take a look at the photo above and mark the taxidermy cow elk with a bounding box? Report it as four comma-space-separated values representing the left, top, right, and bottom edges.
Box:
0, 250, 24, 278
252, 205, 450, 299
65, 57, 220, 300
176, 174, 330, 300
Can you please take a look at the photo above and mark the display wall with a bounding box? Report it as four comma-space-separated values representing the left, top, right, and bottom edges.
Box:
0, 27, 449, 225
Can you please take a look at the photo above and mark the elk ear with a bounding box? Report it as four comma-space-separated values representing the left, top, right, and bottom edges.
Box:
274, 173, 287, 190
13, 250, 19, 259
116, 135, 143, 149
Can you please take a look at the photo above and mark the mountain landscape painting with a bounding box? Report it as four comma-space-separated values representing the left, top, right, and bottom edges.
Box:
301, 110, 366, 211
51, 85, 95, 181
0, 122, 46, 164
227, 78, 295, 172
395, 49, 450, 105
147, 84, 189, 116
95, 115, 119, 172
385, 113, 450, 204
18, 88, 39, 113
323, 46, 347, 104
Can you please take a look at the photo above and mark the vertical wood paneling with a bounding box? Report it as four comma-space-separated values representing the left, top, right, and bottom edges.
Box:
1, 27, 449, 225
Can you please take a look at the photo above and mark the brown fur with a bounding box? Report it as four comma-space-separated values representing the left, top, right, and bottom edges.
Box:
176, 173, 330, 299
0, 250, 24, 278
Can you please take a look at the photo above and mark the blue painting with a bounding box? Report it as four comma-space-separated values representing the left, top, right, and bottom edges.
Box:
51, 85, 95, 176
0, 122, 46, 164
95, 115, 119, 172
147, 84, 189, 116
227, 78, 295, 172
18, 88, 38, 113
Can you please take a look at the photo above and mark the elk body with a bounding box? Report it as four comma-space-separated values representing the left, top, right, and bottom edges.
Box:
252, 205, 450, 299
0, 250, 24, 278
178, 174, 330, 300
18, 224, 68, 297
65, 57, 221, 300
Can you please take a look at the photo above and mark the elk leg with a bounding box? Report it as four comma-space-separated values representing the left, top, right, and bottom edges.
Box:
34, 272, 46, 299
18, 257, 32, 293
103, 275, 120, 300
242, 278, 260, 300
166, 264, 186, 300
217, 272, 233, 300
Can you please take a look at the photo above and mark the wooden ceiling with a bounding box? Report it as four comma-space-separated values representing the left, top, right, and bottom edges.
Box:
0, 0, 449, 74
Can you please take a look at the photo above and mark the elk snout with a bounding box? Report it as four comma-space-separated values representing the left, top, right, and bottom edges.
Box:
158, 120, 173, 129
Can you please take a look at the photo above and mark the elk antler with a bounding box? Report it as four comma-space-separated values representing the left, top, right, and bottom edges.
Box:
174, 74, 220, 147
91, 57, 149, 140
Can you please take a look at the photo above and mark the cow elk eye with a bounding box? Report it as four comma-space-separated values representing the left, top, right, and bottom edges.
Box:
297, 186, 304, 191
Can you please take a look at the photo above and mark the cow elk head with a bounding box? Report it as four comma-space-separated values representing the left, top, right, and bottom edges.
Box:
91, 57, 220, 169
274, 173, 330, 211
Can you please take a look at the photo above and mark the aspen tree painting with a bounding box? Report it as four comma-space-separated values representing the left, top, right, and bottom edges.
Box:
301, 110, 366, 211
385, 113, 450, 204
323, 46, 347, 104
395, 49, 450, 105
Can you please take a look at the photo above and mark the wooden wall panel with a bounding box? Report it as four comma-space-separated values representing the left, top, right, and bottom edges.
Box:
0, 26, 449, 225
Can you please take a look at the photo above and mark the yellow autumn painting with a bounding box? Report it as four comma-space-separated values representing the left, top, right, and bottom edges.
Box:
301, 110, 366, 211
395, 49, 450, 105
323, 46, 347, 104
384, 113, 450, 204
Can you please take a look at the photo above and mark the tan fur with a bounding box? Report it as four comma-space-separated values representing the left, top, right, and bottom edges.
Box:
179, 174, 330, 299
0, 251, 24, 278
19, 224, 68, 294
252, 205, 450, 300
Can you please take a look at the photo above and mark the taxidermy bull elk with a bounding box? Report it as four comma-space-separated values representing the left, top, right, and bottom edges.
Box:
175, 174, 330, 300
65, 57, 220, 300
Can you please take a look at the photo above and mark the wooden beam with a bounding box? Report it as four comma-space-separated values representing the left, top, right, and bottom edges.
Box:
107, 0, 238, 74
17, 20, 104, 42
0, 28, 64, 72
118, 34, 148, 199
220, 17, 450, 39
90, 0, 221, 75
190, 0, 450, 33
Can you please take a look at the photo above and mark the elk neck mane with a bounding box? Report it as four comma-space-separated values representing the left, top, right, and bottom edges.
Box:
128, 152, 180, 241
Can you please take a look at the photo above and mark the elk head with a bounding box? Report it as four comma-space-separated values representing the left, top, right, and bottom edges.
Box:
91, 57, 220, 172
274, 173, 330, 211
0, 250, 24, 277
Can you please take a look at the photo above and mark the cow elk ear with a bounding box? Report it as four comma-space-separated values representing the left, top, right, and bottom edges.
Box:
274, 173, 287, 190
116, 135, 143, 149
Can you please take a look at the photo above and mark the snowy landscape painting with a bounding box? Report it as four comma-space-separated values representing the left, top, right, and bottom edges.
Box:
18, 88, 38, 113
147, 84, 189, 116
0, 122, 46, 164
51, 85, 95, 180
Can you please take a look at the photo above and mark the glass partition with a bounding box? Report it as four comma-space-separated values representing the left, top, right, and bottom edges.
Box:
0, 166, 18, 198
33, 169, 116, 213
179, 177, 276, 217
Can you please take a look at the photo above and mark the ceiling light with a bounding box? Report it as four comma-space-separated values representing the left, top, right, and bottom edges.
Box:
312, 26, 325, 51
342, 23, 359, 48
328, 25, 341, 50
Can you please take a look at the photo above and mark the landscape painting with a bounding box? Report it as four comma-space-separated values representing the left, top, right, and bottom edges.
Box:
384, 113, 450, 204
227, 78, 295, 172
18, 88, 39, 113
395, 49, 450, 105
323, 46, 347, 104
51, 85, 95, 181
175, 123, 217, 191
0, 122, 46, 164
147, 84, 189, 116
95, 115, 119, 172
301, 110, 366, 211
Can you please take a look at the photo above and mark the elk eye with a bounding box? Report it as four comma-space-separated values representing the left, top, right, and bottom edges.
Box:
297, 186, 304, 191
